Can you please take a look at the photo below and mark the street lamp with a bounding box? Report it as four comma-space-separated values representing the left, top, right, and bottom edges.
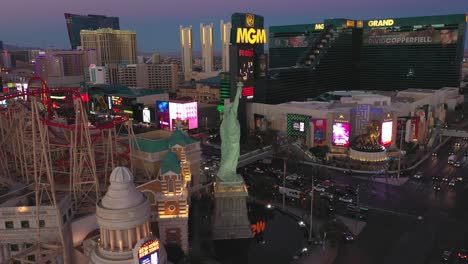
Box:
309, 173, 314, 243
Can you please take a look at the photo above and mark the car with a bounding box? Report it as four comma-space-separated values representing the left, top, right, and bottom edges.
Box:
448, 179, 456, 187
441, 250, 452, 262
464, 137, 468, 141
346, 204, 360, 212
313, 185, 326, 192
432, 176, 441, 181
456, 176, 464, 182
338, 196, 353, 203
342, 231, 354, 242
457, 249, 468, 260
455, 161, 461, 167
320, 192, 334, 201
413, 172, 423, 179
328, 205, 335, 214
442, 176, 449, 182
345, 186, 358, 196
455, 142, 461, 147
449, 152, 455, 156
434, 184, 442, 191
432, 152, 438, 157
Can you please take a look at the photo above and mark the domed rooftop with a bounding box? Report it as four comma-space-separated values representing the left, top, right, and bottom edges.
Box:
101, 167, 145, 210
109, 167, 133, 184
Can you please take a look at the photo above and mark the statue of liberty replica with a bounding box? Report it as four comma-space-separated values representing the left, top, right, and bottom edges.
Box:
212, 82, 252, 240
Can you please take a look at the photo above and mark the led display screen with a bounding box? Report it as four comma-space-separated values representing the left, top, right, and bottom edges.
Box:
332, 122, 350, 147
143, 108, 151, 123
292, 121, 305, 132
138, 239, 160, 264
312, 119, 327, 146
156, 101, 169, 113
381, 121, 392, 146
169, 102, 198, 130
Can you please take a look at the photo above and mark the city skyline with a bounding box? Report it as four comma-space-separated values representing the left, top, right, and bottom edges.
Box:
0, 0, 467, 53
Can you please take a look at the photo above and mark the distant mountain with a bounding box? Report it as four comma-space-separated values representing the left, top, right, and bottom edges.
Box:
2, 43, 41, 51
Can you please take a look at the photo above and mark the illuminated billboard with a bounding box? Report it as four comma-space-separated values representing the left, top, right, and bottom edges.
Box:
156, 101, 170, 129
270, 35, 309, 48
312, 119, 327, 146
363, 28, 458, 46
143, 108, 151, 123
332, 122, 350, 147
381, 121, 393, 146
287, 114, 310, 138
169, 101, 198, 130
138, 239, 160, 264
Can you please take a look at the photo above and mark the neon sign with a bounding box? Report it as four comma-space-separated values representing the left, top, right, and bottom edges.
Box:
138, 239, 160, 264
368, 19, 394, 27
236, 28, 267, 44
315, 24, 324, 30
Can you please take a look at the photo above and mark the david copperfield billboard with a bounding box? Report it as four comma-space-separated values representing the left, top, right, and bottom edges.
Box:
364, 28, 458, 46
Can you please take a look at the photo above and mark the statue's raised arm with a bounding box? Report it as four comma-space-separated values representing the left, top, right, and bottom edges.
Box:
217, 82, 243, 183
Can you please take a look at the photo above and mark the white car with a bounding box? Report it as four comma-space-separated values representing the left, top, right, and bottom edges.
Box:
413, 172, 423, 179
454, 161, 461, 168
338, 196, 353, 203
313, 185, 326, 192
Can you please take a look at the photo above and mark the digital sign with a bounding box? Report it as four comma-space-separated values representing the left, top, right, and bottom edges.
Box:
312, 119, 327, 146
169, 101, 198, 130
381, 121, 393, 146
315, 23, 325, 30
143, 108, 151, 123
332, 122, 350, 147
287, 114, 310, 138
156, 101, 170, 129
242, 86, 254, 99
138, 239, 160, 264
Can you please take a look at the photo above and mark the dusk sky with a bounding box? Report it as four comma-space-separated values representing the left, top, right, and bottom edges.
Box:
1, 0, 467, 53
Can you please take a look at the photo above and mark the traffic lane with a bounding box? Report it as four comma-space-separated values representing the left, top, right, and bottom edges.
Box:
334, 209, 417, 264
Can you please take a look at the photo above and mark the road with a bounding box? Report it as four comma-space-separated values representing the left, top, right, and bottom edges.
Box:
331, 137, 468, 264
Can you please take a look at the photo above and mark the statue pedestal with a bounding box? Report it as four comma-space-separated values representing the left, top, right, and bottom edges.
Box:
212, 175, 252, 240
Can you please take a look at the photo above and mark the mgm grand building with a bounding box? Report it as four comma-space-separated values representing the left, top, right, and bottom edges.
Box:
263, 14, 467, 104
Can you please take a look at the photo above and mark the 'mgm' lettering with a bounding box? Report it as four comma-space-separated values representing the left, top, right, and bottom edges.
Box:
368, 19, 394, 27
236, 28, 267, 44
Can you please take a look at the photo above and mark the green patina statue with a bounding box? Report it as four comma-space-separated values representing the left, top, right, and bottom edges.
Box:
217, 82, 243, 183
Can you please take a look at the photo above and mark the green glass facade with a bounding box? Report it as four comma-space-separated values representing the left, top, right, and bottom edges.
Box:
266, 14, 467, 103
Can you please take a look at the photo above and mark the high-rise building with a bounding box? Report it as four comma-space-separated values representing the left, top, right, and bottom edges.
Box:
64, 13, 120, 49
0, 41, 3, 51
151, 53, 162, 64
89, 64, 107, 84
34, 49, 98, 87
220, 20, 232, 72
266, 14, 467, 103
0, 50, 12, 70
118, 64, 178, 92
180, 25, 193, 78
80, 28, 137, 84
200, 23, 214, 72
